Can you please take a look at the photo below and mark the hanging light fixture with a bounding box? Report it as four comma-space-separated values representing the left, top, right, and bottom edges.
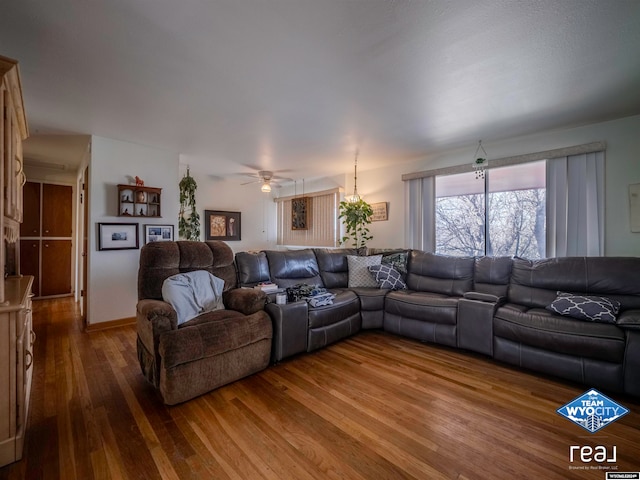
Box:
472, 140, 488, 179
260, 179, 272, 193
348, 149, 361, 203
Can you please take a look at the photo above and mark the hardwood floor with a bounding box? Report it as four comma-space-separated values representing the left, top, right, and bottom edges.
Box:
1, 297, 639, 479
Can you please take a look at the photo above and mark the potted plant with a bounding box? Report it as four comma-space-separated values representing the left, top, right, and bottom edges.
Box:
178, 168, 200, 240
339, 198, 373, 249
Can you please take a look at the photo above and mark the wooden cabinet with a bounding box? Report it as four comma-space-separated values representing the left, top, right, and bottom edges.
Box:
0, 276, 34, 467
19, 240, 39, 297
0, 55, 29, 303
118, 184, 162, 217
19, 181, 39, 237
19, 182, 72, 297
42, 183, 72, 237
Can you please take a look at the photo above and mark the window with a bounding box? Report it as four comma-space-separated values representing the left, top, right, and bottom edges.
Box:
435, 161, 546, 258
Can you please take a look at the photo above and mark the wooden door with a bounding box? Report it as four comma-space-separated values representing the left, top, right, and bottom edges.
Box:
42, 184, 72, 237
20, 181, 40, 237
41, 240, 71, 296
19, 240, 40, 297
81, 167, 89, 324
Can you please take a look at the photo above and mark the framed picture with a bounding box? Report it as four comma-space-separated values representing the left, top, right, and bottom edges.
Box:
98, 223, 139, 251
204, 210, 241, 241
292, 197, 310, 230
144, 224, 174, 243
371, 202, 389, 222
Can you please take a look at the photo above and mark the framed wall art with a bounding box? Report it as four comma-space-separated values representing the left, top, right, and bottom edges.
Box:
98, 223, 139, 251
291, 197, 310, 230
144, 224, 174, 243
204, 210, 241, 241
370, 202, 389, 222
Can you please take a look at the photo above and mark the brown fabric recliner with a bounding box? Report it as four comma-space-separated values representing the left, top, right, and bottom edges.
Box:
136, 240, 272, 405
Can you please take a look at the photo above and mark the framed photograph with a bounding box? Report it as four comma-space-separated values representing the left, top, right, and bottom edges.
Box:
205, 210, 241, 241
98, 223, 139, 251
371, 202, 389, 222
144, 224, 174, 243
292, 197, 310, 230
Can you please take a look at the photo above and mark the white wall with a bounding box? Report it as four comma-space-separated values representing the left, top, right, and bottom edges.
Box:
353, 115, 640, 255
88, 136, 179, 325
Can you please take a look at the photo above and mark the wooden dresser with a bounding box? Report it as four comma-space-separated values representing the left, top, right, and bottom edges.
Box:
0, 55, 32, 466
0, 276, 34, 467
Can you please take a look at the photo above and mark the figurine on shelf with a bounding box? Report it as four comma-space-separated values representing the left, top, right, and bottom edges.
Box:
140, 208, 145, 216
121, 194, 130, 202
122, 208, 131, 216
135, 176, 145, 187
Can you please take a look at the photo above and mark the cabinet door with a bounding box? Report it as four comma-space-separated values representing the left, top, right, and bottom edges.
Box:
19, 240, 40, 297
42, 184, 72, 237
41, 240, 71, 296
20, 181, 40, 237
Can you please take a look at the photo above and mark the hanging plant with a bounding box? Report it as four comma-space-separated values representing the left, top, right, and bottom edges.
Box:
339, 198, 373, 249
178, 168, 200, 240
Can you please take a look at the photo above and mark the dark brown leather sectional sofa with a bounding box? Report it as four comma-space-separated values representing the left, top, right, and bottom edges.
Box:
136, 241, 640, 404
235, 248, 640, 398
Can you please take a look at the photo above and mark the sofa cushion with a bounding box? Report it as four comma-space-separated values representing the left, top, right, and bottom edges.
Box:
494, 303, 626, 363
368, 264, 407, 290
160, 310, 271, 369
547, 292, 620, 323
314, 248, 358, 288
385, 291, 459, 325
307, 290, 360, 329
265, 249, 323, 287
235, 251, 270, 287
347, 255, 382, 288
406, 251, 474, 296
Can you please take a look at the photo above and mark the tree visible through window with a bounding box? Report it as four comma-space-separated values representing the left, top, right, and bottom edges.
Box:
435, 161, 546, 258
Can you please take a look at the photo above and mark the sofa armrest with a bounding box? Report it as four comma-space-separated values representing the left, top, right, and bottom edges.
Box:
617, 309, 640, 331
223, 288, 267, 315
463, 292, 506, 305
136, 299, 178, 349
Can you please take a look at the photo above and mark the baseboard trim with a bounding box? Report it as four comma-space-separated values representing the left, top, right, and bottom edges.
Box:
85, 316, 136, 332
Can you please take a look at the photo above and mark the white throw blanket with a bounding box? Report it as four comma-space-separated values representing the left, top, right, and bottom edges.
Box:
162, 271, 225, 325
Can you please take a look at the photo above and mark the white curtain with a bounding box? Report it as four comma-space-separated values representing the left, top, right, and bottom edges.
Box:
546, 151, 605, 256
404, 176, 435, 251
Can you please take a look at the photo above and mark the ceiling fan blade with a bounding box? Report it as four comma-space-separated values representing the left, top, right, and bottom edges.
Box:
240, 179, 260, 185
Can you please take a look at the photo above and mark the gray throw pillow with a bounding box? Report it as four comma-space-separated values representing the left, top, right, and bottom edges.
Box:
347, 255, 382, 288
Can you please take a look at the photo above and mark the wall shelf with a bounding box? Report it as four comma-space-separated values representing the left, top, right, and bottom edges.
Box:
117, 184, 162, 217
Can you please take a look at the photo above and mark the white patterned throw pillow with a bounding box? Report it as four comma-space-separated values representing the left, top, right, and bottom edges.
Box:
368, 264, 407, 290
347, 255, 382, 288
547, 291, 620, 323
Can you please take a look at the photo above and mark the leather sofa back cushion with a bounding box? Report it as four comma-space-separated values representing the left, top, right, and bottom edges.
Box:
138, 241, 237, 301
314, 248, 358, 288
509, 257, 640, 310
265, 249, 323, 288
406, 251, 474, 296
235, 251, 271, 286
473, 256, 513, 297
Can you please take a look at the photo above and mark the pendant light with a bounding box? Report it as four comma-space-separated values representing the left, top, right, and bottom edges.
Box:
348, 149, 361, 203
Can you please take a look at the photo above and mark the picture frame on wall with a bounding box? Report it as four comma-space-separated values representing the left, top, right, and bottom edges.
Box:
144, 224, 174, 243
291, 196, 310, 230
204, 210, 241, 241
98, 223, 139, 251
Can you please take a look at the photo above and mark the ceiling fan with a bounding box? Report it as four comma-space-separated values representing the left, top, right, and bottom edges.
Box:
240, 170, 292, 193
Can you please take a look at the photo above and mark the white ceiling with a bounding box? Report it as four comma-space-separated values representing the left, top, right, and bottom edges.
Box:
2, 0, 640, 180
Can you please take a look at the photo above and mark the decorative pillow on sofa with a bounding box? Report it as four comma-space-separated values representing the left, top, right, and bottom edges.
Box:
347, 255, 382, 288
381, 251, 409, 277
368, 264, 407, 290
546, 291, 620, 323
162, 271, 225, 325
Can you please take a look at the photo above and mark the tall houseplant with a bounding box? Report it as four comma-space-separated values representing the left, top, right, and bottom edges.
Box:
178, 168, 200, 240
339, 198, 373, 249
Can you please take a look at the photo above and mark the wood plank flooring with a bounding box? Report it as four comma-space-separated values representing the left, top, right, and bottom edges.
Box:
1, 297, 639, 479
